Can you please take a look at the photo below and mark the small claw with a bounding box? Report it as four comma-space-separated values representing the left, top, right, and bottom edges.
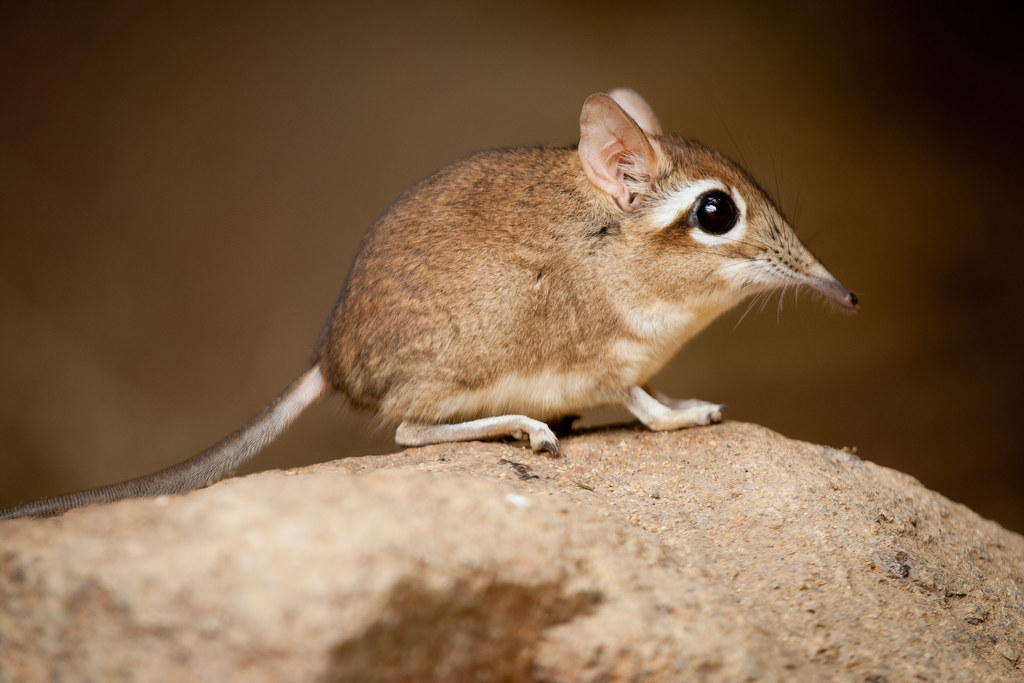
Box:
536, 438, 561, 457
528, 428, 560, 456
529, 421, 558, 455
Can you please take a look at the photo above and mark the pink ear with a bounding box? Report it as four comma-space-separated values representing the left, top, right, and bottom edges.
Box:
607, 88, 662, 135
578, 93, 660, 212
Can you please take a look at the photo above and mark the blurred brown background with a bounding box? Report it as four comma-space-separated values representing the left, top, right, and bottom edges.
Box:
2, 2, 1022, 531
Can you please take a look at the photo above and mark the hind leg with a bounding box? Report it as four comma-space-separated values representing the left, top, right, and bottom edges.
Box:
396, 415, 560, 455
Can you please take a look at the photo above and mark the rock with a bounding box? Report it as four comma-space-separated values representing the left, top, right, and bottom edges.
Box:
1, 421, 1022, 682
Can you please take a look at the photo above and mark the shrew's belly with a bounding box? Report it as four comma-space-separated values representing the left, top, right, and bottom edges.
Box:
381, 368, 618, 424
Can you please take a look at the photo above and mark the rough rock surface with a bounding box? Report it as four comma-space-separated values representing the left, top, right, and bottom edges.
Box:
1, 421, 1022, 682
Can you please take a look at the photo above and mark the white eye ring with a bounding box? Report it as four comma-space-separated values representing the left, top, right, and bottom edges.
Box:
651, 179, 747, 245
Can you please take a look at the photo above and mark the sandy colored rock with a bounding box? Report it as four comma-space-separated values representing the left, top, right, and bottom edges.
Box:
1, 421, 1022, 682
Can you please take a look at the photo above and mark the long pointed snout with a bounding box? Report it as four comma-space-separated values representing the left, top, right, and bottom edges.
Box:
754, 215, 857, 312
805, 263, 858, 310
815, 276, 858, 310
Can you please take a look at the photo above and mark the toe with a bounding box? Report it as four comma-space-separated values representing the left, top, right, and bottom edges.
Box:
539, 438, 560, 457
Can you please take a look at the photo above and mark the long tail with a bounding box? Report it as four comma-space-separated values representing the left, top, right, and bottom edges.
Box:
0, 364, 328, 519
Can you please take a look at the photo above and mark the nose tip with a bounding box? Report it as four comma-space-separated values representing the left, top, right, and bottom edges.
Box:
817, 276, 858, 310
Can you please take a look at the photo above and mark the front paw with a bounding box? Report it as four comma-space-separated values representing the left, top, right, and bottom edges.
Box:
651, 400, 723, 429
658, 403, 723, 429
626, 386, 725, 431
702, 403, 724, 425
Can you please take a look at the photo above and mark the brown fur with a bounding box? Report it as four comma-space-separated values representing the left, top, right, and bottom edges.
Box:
316, 147, 624, 422
315, 94, 852, 426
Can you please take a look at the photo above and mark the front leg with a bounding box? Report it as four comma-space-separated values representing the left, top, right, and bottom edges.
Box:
624, 385, 723, 431
396, 415, 560, 455
644, 386, 724, 413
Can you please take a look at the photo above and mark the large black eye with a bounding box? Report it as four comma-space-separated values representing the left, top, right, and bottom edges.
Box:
692, 190, 738, 235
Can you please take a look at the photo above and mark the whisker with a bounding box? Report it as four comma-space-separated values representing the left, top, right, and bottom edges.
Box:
791, 177, 804, 224
775, 287, 783, 323
733, 291, 764, 329
772, 149, 785, 216
718, 109, 752, 176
